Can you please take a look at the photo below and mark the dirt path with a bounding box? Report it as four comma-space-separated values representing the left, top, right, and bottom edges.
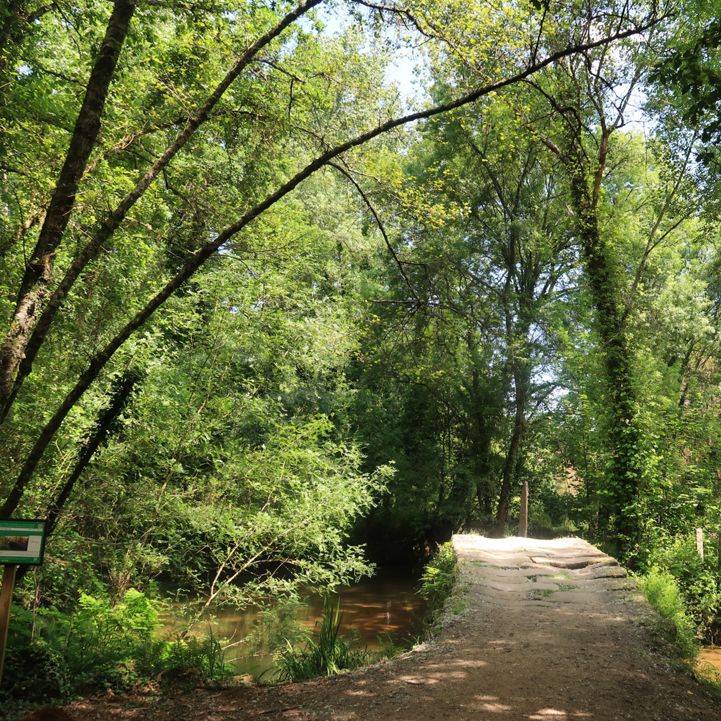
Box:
67, 535, 721, 721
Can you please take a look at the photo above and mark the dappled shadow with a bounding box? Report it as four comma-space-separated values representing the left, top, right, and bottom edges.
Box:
66, 536, 721, 721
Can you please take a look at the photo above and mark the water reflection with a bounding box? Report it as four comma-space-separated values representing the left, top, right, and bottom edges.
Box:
165, 570, 427, 680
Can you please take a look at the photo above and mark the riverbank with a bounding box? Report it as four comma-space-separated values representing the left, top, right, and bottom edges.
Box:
60, 535, 721, 721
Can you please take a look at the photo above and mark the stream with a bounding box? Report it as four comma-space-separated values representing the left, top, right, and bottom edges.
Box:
165, 570, 428, 681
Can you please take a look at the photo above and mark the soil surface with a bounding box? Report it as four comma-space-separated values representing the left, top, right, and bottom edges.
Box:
64, 535, 721, 721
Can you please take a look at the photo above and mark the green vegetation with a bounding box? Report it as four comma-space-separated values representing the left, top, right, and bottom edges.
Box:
419, 542, 458, 614
1, 590, 230, 703
276, 597, 369, 681
4, 0, 721, 704
640, 570, 699, 659
644, 537, 721, 644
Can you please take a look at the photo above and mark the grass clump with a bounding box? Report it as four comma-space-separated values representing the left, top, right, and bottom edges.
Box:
640, 567, 699, 658
160, 627, 230, 684
419, 541, 458, 622
276, 596, 368, 681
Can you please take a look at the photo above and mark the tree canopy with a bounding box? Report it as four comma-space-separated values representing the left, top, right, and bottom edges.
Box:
4, 0, 721, 672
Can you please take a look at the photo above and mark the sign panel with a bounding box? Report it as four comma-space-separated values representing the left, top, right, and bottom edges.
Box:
0, 520, 47, 565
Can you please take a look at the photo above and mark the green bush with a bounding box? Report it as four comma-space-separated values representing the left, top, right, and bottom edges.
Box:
1, 589, 229, 702
647, 536, 721, 641
640, 567, 699, 658
419, 542, 457, 611
276, 596, 368, 681
1, 639, 72, 702
161, 629, 230, 683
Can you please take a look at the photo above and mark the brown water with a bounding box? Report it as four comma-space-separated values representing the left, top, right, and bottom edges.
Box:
166, 571, 427, 680
698, 647, 721, 682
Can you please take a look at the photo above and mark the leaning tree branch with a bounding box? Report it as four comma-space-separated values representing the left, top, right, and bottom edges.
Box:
0, 12, 664, 518
327, 160, 421, 304
0, 0, 324, 425
0, 0, 136, 412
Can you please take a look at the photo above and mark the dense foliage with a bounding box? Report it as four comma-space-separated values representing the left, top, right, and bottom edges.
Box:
3, 0, 721, 699
1, 589, 230, 703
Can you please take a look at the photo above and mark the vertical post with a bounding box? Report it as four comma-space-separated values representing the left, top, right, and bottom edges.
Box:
519, 482, 529, 538
0, 564, 17, 685
696, 527, 704, 561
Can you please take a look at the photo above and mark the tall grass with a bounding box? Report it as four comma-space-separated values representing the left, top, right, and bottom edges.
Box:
640, 567, 699, 658
276, 596, 368, 681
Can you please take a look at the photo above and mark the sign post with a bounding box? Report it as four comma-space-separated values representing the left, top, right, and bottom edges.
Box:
0, 519, 47, 686
0, 564, 17, 683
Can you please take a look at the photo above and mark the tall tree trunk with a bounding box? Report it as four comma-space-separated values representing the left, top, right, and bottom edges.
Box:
467, 337, 496, 519
494, 364, 529, 533
0, 0, 136, 414
570, 167, 642, 557
494, 230, 531, 535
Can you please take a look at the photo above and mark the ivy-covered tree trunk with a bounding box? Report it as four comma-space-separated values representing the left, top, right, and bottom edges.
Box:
495, 231, 533, 535
569, 164, 642, 557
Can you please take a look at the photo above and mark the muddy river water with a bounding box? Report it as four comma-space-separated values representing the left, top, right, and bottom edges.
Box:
166, 571, 427, 680
698, 647, 721, 681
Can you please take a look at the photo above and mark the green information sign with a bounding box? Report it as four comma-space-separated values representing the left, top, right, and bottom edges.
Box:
0, 520, 47, 566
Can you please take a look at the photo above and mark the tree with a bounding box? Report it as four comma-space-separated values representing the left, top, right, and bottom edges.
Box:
508, 4, 665, 556
0, 0, 662, 588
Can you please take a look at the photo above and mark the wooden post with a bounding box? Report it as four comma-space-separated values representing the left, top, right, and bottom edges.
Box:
696, 527, 704, 561
519, 482, 529, 538
0, 564, 17, 686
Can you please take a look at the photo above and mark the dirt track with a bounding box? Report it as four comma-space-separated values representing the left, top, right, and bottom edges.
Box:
66, 535, 721, 721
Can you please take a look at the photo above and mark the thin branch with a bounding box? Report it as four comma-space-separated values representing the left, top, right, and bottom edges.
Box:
623, 133, 698, 320
327, 161, 421, 303
0, 12, 666, 517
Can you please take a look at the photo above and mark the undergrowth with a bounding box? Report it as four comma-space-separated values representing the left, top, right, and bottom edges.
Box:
419, 541, 458, 624
639, 568, 699, 659
1, 589, 231, 704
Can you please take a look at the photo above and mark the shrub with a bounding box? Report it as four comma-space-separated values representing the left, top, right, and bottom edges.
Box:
1, 639, 72, 702
647, 536, 721, 641
419, 541, 457, 611
1, 589, 161, 700
1, 589, 230, 702
161, 628, 230, 683
640, 567, 699, 658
